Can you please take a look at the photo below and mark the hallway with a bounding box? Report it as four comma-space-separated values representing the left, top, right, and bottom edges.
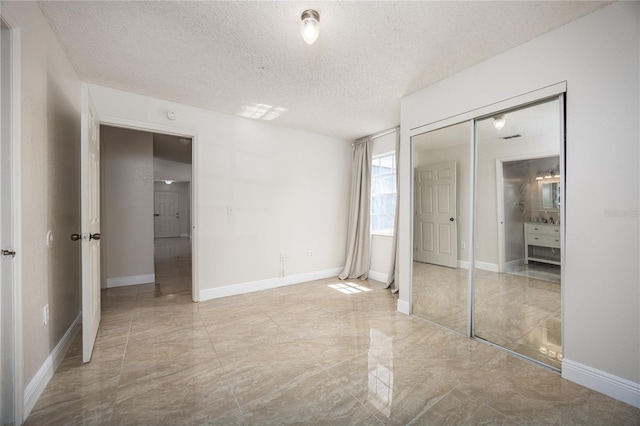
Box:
153, 237, 192, 298
24, 239, 639, 424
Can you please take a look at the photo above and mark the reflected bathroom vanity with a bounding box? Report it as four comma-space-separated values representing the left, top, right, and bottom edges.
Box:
524, 222, 560, 265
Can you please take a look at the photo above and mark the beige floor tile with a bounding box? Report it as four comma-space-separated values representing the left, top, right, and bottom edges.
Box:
25, 238, 637, 425
410, 388, 511, 425
327, 350, 457, 425
459, 352, 618, 424
240, 370, 383, 425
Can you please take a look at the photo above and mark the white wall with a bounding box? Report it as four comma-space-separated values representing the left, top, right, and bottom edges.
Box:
1, 1, 83, 416
101, 126, 155, 287
90, 85, 352, 300
154, 181, 190, 237
399, 2, 639, 406
369, 131, 397, 282
153, 157, 191, 182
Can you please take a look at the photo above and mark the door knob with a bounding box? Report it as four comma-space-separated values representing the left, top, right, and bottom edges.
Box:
70, 234, 81, 241
449, 217, 455, 222
90, 233, 101, 241
154, 213, 160, 217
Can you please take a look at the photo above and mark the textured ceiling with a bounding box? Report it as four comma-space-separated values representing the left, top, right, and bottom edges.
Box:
38, 1, 608, 141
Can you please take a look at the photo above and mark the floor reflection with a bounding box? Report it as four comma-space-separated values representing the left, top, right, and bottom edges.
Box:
412, 261, 561, 370
367, 329, 394, 417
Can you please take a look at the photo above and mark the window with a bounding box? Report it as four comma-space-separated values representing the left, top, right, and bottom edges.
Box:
371, 153, 397, 235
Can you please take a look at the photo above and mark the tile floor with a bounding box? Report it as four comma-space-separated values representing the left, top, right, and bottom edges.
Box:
412, 261, 562, 370
25, 238, 639, 425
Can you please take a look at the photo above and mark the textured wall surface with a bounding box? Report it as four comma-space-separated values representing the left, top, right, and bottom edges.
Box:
2, 1, 82, 389
101, 126, 155, 282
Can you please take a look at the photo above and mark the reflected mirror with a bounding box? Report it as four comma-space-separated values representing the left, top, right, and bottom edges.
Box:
539, 180, 560, 210
411, 121, 470, 335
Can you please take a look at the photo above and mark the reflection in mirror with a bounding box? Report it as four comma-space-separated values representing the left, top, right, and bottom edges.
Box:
411, 121, 470, 335
473, 98, 563, 371
539, 180, 560, 210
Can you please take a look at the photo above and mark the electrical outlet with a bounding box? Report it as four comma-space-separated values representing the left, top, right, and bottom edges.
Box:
308, 251, 313, 257
43, 304, 49, 326
280, 254, 290, 262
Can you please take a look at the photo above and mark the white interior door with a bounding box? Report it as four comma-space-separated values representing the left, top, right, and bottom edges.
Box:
154, 191, 180, 238
414, 162, 458, 268
81, 84, 101, 363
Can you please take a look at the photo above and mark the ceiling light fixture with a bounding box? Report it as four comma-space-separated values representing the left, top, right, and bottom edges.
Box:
300, 9, 320, 45
165, 180, 173, 185
493, 115, 506, 130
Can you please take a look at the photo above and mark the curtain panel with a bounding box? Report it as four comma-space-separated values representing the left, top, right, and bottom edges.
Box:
339, 137, 372, 280
384, 129, 400, 293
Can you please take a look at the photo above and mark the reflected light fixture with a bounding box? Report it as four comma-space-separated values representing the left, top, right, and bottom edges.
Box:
300, 9, 320, 44
493, 115, 506, 130
165, 180, 173, 185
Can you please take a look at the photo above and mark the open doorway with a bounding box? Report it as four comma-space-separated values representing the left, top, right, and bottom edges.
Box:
100, 126, 193, 301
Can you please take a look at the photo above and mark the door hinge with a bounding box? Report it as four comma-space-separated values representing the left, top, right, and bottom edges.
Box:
1, 249, 16, 257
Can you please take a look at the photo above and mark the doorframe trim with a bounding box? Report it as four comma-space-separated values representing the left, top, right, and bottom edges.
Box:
0, 10, 23, 424
98, 115, 200, 301
495, 151, 560, 273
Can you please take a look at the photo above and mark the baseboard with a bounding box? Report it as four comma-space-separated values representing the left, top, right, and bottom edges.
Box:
23, 313, 81, 418
199, 267, 343, 301
562, 358, 640, 408
368, 270, 388, 283
107, 273, 155, 288
457, 260, 498, 272
397, 299, 410, 315
505, 258, 525, 272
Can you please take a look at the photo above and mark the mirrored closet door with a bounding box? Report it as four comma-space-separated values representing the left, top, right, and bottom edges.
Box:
473, 98, 563, 370
411, 95, 564, 371
411, 122, 471, 335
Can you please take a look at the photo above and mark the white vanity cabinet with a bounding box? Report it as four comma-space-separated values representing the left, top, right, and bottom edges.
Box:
524, 223, 561, 265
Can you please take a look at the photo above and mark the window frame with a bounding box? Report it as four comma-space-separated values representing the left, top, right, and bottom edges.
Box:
370, 151, 397, 236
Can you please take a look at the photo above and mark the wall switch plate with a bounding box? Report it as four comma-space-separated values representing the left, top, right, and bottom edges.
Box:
227, 206, 234, 215
308, 251, 313, 257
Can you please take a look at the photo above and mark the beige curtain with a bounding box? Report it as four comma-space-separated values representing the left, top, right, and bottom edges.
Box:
339, 137, 372, 280
385, 129, 400, 293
